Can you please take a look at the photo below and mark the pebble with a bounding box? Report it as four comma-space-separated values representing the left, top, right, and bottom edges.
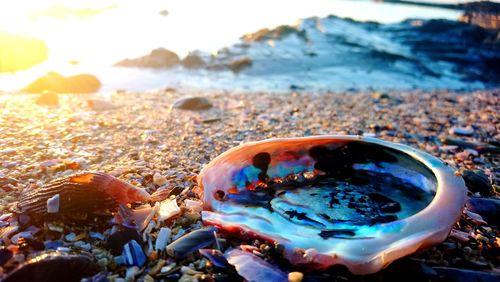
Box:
172, 97, 212, 111
35, 91, 59, 106
288, 271, 304, 282
449, 126, 474, 136
153, 173, 168, 186
462, 170, 493, 196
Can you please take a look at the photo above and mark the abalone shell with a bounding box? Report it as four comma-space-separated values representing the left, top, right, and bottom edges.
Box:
198, 136, 467, 274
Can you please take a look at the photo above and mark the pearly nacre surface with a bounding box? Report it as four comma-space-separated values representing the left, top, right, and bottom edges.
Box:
198, 136, 467, 274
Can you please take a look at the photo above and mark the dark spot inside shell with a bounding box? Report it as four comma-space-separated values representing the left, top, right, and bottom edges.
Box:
309, 142, 397, 179
215, 190, 225, 201
252, 152, 271, 181
319, 229, 357, 239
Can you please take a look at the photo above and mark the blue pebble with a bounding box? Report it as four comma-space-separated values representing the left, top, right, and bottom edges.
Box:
122, 240, 146, 267
44, 240, 64, 250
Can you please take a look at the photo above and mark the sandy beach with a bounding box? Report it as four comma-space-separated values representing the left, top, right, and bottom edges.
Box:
0, 89, 498, 281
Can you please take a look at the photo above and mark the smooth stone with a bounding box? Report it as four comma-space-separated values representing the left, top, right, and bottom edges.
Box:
462, 170, 493, 196
35, 91, 59, 106
172, 97, 212, 111
450, 126, 474, 136
23, 72, 101, 93
466, 197, 500, 226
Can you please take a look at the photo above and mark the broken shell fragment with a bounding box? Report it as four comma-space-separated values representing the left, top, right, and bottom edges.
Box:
225, 249, 288, 282
166, 226, 217, 259
121, 240, 146, 267
18, 172, 151, 217
198, 136, 467, 274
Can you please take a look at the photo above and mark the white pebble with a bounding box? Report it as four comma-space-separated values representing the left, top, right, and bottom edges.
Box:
153, 173, 168, 186
46, 194, 60, 213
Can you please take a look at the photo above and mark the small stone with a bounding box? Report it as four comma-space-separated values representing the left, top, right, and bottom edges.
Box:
172, 97, 212, 111
161, 263, 176, 273
153, 173, 168, 186
462, 170, 493, 196
450, 126, 474, 136
73, 241, 92, 251
288, 271, 304, 282
36, 91, 59, 106
97, 258, 109, 268
65, 233, 77, 241
143, 274, 155, 282
46, 194, 60, 213
463, 246, 472, 255
125, 266, 139, 280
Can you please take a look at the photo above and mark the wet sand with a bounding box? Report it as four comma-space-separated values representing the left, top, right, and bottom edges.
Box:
0, 89, 498, 280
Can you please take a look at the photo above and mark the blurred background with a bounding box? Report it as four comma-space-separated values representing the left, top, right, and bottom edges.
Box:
0, 0, 499, 93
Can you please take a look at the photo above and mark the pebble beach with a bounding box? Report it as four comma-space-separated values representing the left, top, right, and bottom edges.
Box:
0, 88, 499, 281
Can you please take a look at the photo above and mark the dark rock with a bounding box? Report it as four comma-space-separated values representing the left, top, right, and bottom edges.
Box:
466, 197, 500, 226
462, 170, 493, 195
115, 48, 179, 68
433, 266, 500, 282
3, 252, 99, 282
460, 1, 500, 29
107, 228, 141, 255
226, 56, 252, 73
35, 91, 59, 106
181, 53, 205, 69
376, 258, 438, 281
172, 96, 213, 111
166, 227, 216, 259
241, 25, 307, 42
442, 137, 500, 154
23, 72, 101, 94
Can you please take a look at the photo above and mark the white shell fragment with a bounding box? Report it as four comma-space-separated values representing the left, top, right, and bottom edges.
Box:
46, 194, 60, 213
158, 198, 181, 222
198, 135, 467, 274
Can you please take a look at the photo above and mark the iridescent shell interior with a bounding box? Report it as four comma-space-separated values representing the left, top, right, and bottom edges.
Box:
199, 136, 467, 274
